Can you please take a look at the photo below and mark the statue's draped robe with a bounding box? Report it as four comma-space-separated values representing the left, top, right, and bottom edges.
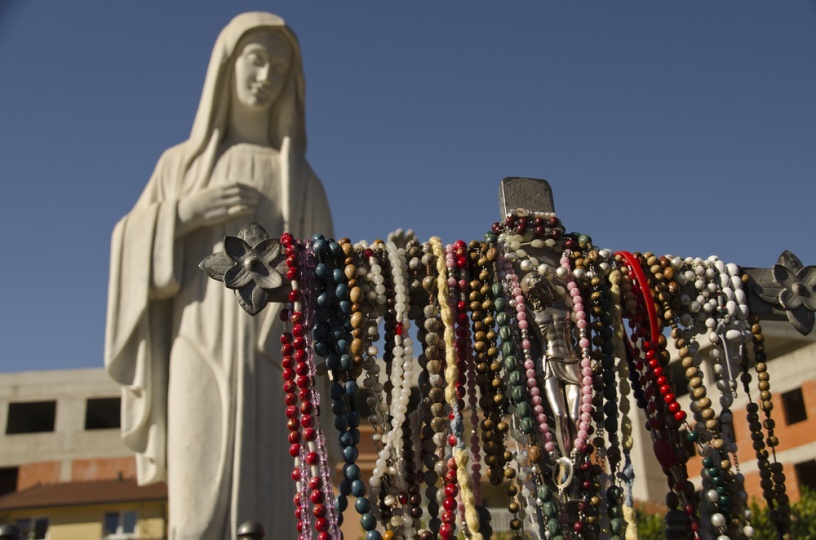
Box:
106, 142, 332, 538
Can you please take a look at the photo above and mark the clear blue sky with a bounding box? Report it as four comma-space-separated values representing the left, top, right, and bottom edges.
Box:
1, 1, 814, 372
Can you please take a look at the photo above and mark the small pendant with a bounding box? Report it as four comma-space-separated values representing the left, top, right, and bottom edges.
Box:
554, 456, 574, 493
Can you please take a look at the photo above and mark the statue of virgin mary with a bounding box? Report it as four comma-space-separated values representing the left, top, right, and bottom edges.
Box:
105, 12, 333, 538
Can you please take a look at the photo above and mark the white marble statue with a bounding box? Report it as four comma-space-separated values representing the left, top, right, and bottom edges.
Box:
105, 12, 333, 538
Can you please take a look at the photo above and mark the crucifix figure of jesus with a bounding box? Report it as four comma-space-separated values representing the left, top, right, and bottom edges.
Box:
520, 270, 582, 456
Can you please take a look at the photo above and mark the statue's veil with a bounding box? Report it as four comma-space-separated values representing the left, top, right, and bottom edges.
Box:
182, 11, 308, 233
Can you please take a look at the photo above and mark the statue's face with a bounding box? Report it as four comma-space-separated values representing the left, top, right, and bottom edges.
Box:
232, 30, 291, 111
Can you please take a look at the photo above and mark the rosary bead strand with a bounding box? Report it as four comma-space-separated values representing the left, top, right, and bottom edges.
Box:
280, 233, 313, 538
419, 245, 447, 539
451, 240, 486, 539
329, 239, 371, 535
587, 250, 625, 540
477, 241, 512, 494
704, 257, 749, 538
301, 239, 341, 540
429, 237, 485, 540
430, 237, 461, 539
564, 241, 603, 538
608, 269, 636, 540
748, 315, 792, 537
494, 261, 529, 540
618, 251, 699, 538
465, 244, 484, 507
416, 251, 442, 540
388, 241, 419, 535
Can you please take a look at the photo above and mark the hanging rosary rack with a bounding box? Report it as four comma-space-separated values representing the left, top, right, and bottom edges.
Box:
199, 177, 810, 540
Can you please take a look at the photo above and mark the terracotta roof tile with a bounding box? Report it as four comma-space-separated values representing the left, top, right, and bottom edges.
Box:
0, 479, 167, 510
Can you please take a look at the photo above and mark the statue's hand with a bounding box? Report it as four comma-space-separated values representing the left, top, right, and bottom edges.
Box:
177, 184, 260, 237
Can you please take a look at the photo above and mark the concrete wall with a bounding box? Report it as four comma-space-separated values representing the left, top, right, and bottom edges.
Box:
0, 368, 133, 484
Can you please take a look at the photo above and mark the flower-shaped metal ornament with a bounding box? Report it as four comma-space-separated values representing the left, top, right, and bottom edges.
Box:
199, 222, 290, 316
757, 251, 816, 335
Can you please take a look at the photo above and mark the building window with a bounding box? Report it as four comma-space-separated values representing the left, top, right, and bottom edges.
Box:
5, 401, 56, 434
85, 397, 121, 430
794, 460, 816, 492
781, 388, 807, 425
103, 510, 137, 538
15, 517, 48, 540
0, 466, 19, 496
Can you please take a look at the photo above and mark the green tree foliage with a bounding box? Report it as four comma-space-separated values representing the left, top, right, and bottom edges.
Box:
633, 507, 664, 540
636, 489, 816, 540
747, 488, 816, 540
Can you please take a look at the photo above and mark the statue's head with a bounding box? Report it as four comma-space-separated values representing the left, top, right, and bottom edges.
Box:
186, 12, 307, 167
230, 28, 293, 114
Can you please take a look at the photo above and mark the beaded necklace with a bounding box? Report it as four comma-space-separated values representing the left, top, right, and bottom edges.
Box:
448, 241, 472, 530
747, 315, 791, 537
416, 253, 440, 540
446, 239, 485, 539
665, 256, 749, 538
429, 237, 463, 539
278, 233, 313, 537
477, 234, 528, 538
279, 234, 340, 540
365, 242, 410, 536
562, 238, 604, 538
313, 236, 370, 536
608, 268, 635, 539
618, 251, 699, 538
701, 257, 749, 538
398, 239, 426, 534
384, 240, 417, 535
474, 240, 510, 491
355, 242, 389, 540
464, 242, 484, 509
493, 259, 534, 538
417, 243, 447, 540
584, 248, 626, 539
